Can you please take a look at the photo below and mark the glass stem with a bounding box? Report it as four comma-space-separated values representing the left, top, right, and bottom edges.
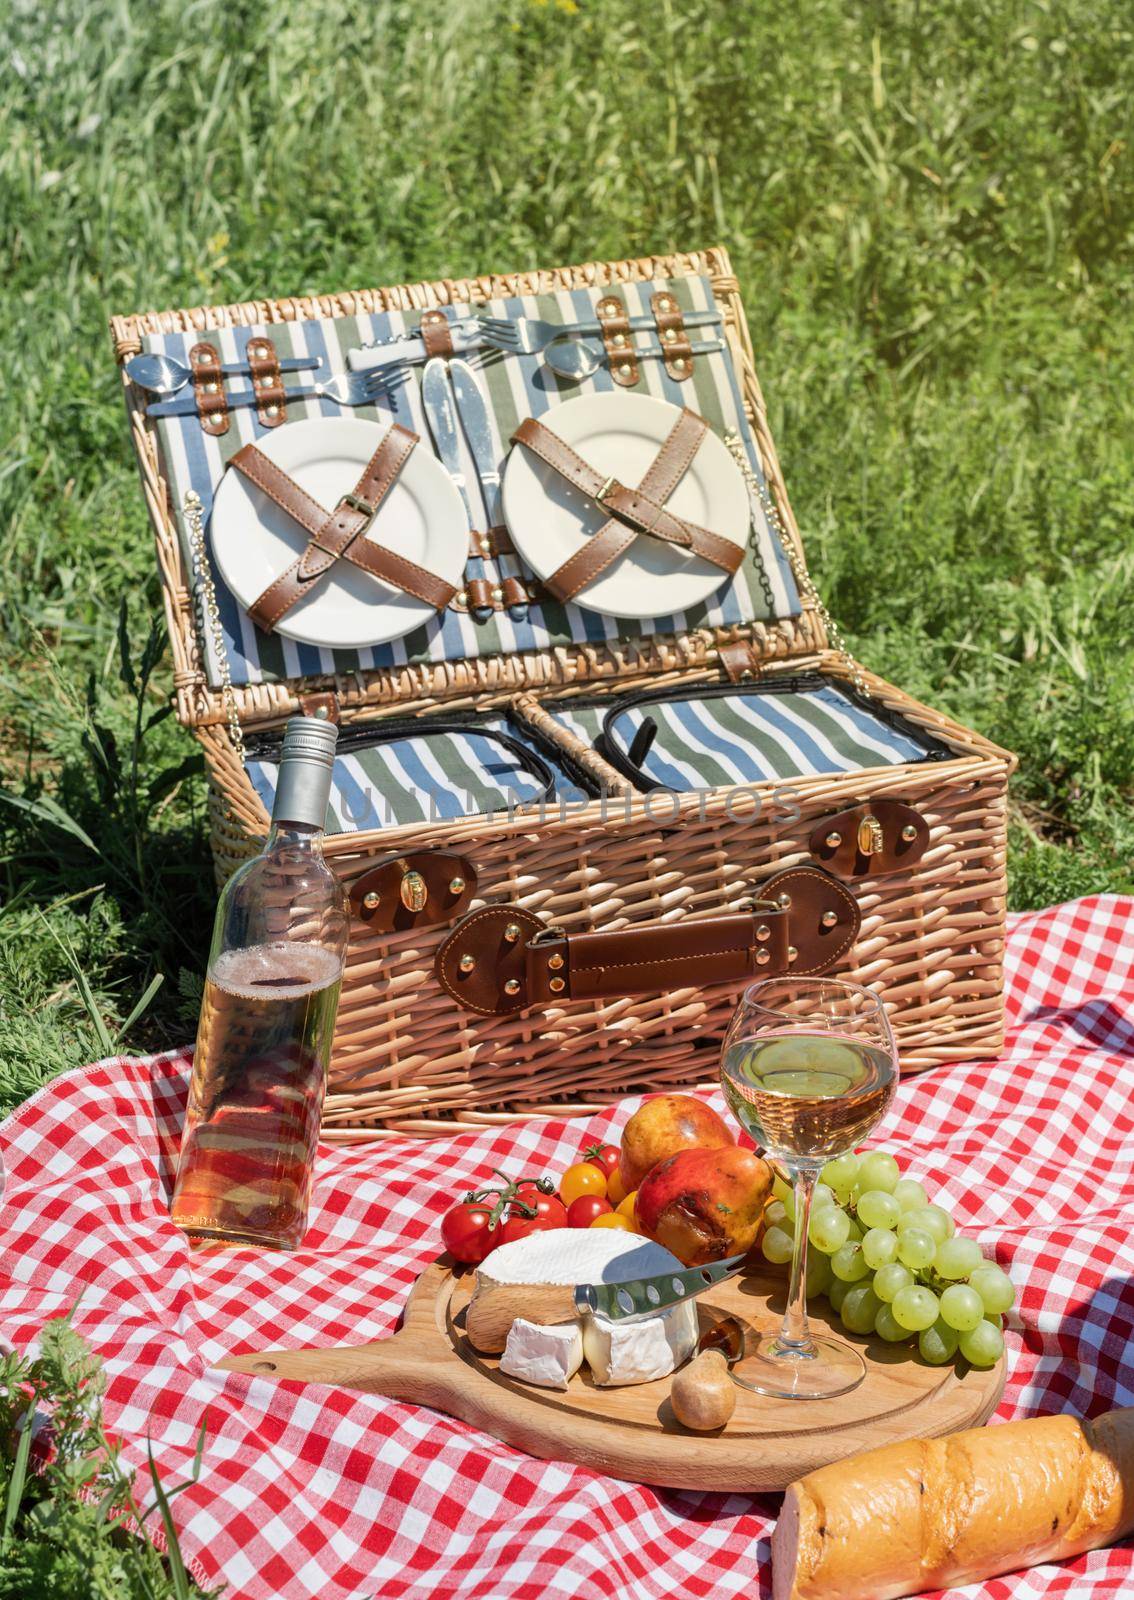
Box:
780, 1167, 818, 1353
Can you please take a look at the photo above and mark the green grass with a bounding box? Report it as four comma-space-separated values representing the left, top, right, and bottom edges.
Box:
1, 0, 1132, 1117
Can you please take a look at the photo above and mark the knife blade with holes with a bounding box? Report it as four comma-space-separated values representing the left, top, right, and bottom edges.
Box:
573, 1253, 748, 1322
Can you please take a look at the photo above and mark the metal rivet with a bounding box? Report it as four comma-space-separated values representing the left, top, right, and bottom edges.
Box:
459, 954, 476, 973
313, 706, 329, 720
548, 953, 565, 970
455, 590, 468, 607
612, 332, 627, 347
787, 945, 799, 963
491, 587, 504, 602
504, 978, 521, 996
599, 304, 614, 317
198, 350, 215, 362
821, 909, 838, 928
825, 831, 843, 849
663, 327, 677, 343
617, 363, 632, 377
901, 823, 919, 842
674, 358, 688, 371
776, 892, 792, 910
449, 877, 465, 894
205, 381, 219, 394
362, 891, 380, 910
756, 949, 771, 965
739, 668, 754, 682
755, 924, 771, 942
479, 538, 491, 556
549, 977, 565, 993
504, 923, 521, 943
660, 297, 674, 309
399, 870, 428, 912
266, 404, 280, 417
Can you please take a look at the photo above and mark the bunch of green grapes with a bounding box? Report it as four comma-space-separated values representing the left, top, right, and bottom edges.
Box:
760, 1150, 1013, 1370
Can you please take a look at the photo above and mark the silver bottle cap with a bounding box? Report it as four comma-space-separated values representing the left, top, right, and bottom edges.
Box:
271, 715, 339, 830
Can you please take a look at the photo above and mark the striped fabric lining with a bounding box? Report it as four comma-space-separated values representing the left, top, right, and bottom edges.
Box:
142, 274, 799, 689
546, 681, 939, 791
246, 719, 586, 835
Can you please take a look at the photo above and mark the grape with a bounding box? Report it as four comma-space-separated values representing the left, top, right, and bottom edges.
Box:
939, 1284, 984, 1333
919, 1319, 960, 1365
813, 1183, 836, 1211
873, 1263, 914, 1303
874, 1303, 909, 1342
905, 1205, 952, 1245
764, 1200, 789, 1229
808, 1206, 851, 1253
897, 1228, 937, 1270
830, 1242, 870, 1282
806, 1248, 832, 1299
858, 1190, 901, 1230
934, 1237, 985, 1280
857, 1151, 900, 1193
840, 1284, 882, 1335
780, 1188, 798, 1223
761, 1226, 794, 1265
892, 1285, 941, 1332
893, 1178, 928, 1211
772, 1172, 791, 1206
820, 1152, 860, 1203
845, 1215, 864, 1244
969, 1264, 1015, 1316
959, 1319, 1005, 1369
862, 1227, 899, 1269
827, 1275, 850, 1313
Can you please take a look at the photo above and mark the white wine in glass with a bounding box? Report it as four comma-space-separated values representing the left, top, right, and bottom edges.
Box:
720, 978, 897, 1399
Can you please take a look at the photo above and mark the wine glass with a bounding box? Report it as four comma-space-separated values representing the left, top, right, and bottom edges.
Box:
720, 977, 897, 1399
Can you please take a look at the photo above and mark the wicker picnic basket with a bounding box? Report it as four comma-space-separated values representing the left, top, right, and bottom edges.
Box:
110, 246, 1015, 1141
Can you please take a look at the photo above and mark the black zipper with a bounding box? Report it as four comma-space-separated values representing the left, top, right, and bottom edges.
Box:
557, 672, 954, 791
246, 715, 563, 805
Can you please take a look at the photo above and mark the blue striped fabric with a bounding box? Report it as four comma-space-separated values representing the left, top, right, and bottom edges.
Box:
246, 718, 587, 835
546, 681, 939, 790
144, 274, 798, 688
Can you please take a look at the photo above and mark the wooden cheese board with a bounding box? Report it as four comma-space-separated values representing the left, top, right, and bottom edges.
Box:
216, 1256, 1006, 1491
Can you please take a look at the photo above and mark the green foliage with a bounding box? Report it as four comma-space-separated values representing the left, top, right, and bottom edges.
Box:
0, 1315, 218, 1598
1, 0, 1131, 1117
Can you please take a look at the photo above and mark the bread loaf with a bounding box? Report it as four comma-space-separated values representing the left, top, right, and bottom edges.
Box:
773, 1407, 1134, 1600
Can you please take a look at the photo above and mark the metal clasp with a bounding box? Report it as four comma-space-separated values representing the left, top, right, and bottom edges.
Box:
594, 476, 617, 504
342, 491, 377, 524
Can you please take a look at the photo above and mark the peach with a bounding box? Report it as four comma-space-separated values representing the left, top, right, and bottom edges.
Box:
635, 1145, 773, 1266
618, 1094, 734, 1192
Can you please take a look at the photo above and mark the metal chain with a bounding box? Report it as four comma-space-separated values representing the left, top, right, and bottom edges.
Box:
181, 489, 247, 767
724, 431, 866, 693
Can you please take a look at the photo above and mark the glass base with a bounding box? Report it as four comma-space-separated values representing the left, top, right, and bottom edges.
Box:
731, 1331, 866, 1400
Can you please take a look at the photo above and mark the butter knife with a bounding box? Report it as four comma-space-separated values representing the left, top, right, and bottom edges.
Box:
449, 358, 527, 622
421, 358, 489, 621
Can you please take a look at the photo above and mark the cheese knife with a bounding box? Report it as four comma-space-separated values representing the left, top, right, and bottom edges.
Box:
465, 1253, 748, 1353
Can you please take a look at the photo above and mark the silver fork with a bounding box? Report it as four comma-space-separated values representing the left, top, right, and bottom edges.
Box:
476, 308, 720, 356
146, 365, 412, 418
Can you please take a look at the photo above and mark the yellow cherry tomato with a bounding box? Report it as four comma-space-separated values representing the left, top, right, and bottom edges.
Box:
559, 1161, 608, 1207
590, 1211, 634, 1231
616, 1190, 638, 1221
606, 1169, 628, 1207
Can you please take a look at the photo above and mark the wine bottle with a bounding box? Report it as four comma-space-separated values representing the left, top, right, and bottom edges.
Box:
171, 716, 348, 1250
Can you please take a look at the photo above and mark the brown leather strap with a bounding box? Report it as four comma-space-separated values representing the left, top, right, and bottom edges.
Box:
511, 411, 744, 603
230, 425, 457, 631
420, 310, 455, 359
596, 294, 638, 387
468, 525, 514, 559
465, 578, 493, 613
435, 867, 861, 1016
189, 342, 229, 436
246, 336, 287, 427
650, 291, 694, 381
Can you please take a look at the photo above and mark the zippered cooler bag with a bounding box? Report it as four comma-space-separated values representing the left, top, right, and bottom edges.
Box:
110, 247, 1015, 1140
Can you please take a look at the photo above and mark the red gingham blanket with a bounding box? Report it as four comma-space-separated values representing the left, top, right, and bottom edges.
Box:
2, 893, 1133, 1600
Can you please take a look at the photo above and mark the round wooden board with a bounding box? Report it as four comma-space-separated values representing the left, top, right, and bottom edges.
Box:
216, 1258, 1006, 1492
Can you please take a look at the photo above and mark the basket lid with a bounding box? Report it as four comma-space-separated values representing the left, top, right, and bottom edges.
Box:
111, 247, 826, 734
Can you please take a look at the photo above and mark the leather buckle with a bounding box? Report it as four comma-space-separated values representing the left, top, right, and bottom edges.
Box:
342, 491, 377, 525
595, 475, 617, 505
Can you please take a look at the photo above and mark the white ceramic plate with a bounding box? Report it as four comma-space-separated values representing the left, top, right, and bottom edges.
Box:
211, 417, 467, 648
501, 392, 749, 618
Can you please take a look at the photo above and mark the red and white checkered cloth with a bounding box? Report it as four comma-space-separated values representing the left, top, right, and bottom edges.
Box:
2, 893, 1133, 1600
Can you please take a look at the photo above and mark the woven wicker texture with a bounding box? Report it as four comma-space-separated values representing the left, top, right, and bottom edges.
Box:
112, 249, 1015, 1138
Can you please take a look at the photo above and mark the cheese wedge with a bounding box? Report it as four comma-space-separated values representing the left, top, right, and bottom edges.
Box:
476, 1228, 698, 1387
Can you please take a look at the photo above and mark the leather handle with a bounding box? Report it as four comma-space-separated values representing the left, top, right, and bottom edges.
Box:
435, 867, 860, 1017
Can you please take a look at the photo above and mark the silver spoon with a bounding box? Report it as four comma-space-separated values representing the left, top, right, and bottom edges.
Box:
125, 350, 321, 396
543, 334, 726, 382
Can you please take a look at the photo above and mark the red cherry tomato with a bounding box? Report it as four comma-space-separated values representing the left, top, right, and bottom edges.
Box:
510, 1185, 568, 1229
440, 1201, 495, 1264
499, 1209, 560, 1246
582, 1142, 621, 1180
566, 1195, 613, 1228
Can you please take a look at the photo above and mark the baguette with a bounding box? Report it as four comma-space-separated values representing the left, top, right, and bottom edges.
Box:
773, 1407, 1134, 1600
